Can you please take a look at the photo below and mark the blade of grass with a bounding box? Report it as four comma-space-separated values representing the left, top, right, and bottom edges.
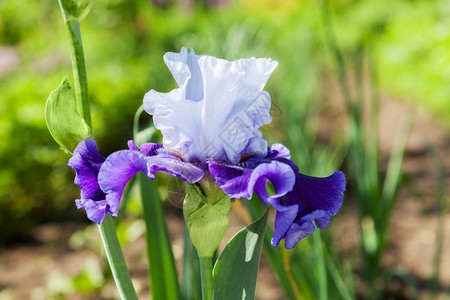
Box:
325, 253, 354, 300
312, 229, 328, 300
380, 118, 411, 208
427, 144, 446, 300
139, 173, 180, 299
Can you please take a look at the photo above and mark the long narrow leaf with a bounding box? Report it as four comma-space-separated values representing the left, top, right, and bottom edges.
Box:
139, 173, 180, 299
427, 144, 446, 300
312, 229, 328, 300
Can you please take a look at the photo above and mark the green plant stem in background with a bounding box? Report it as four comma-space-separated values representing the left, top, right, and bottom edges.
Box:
428, 145, 446, 300
312, 229, 328, 300
139, 173, 181, 300
199, 256, 214, 300
98, 215, 138, 300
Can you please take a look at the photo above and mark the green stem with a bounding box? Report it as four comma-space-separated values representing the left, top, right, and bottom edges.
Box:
199, 256, 214, 300
66, 19, 91, 127
98, 215, 138, 300
58, 0, 92, 128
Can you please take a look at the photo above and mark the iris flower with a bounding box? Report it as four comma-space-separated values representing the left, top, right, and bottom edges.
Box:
68, 48, 345, 248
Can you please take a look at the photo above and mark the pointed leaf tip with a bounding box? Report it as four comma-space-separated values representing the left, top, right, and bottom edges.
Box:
45, 76, 92, 153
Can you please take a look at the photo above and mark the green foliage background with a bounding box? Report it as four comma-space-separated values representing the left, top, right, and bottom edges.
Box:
0, 0, 448, 243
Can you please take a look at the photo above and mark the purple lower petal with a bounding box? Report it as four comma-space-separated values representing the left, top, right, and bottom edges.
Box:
75, 199, 110, 224
271, 170, 346, 247
98, 150, 148, 216
284, 210, 332, 249
208, 160, 252, 198
208, 160, 295, 201
147, 149, 206, 183
68, 138, 105, 201
270, 204, 298, 247
249, 161, 295, 202
68, 139, 111, 223
293, 171, 346, 216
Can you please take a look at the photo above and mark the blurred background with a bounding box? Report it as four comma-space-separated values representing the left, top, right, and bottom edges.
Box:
0, 0, 449, 299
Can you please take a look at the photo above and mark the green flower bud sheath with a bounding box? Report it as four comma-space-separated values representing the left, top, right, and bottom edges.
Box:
183, 177, 231, 300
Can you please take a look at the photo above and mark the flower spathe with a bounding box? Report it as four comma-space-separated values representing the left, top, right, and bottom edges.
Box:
68, 48, 346, 248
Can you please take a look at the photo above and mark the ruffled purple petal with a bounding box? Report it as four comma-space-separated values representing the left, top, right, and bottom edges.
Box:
68, 139, 111, 223
127, 140, 162, 156
293, 171, 346, 216
208, 160, 295, 201
284, 210, 332, 249
208, 161, 252, 198
271, 170, 346, 247
209, 142, 345, 248
249, 161, 295, 202
75, 199, 109, 224
271, 204, 299, 247
98, 150, 148, 216
147, 149, 206, 183
68, 138, 105, 201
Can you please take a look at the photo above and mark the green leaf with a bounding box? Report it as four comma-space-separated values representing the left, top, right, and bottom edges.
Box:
139, 173, 181, 299
58, 0, 93, 22
45, 76, 91, 153
183, 183, 231, 258
213, 208, 269, 300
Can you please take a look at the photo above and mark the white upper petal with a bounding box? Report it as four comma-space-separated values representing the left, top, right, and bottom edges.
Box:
144, 48, 278, 164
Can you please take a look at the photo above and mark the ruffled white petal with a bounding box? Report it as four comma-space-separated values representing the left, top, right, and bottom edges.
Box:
144, 48, 278, 163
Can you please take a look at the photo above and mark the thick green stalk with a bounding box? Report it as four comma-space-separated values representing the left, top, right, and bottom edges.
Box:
199, 256, 214, 300
98, 215, 138, 300
66, 19, 91, 127
57, 0, 92, 128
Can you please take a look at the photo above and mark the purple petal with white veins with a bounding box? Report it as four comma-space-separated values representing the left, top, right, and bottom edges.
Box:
208, 160, 252, 198
127, 140, 162, 155
98, 150, 148, 216
147, 149, 206, 183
